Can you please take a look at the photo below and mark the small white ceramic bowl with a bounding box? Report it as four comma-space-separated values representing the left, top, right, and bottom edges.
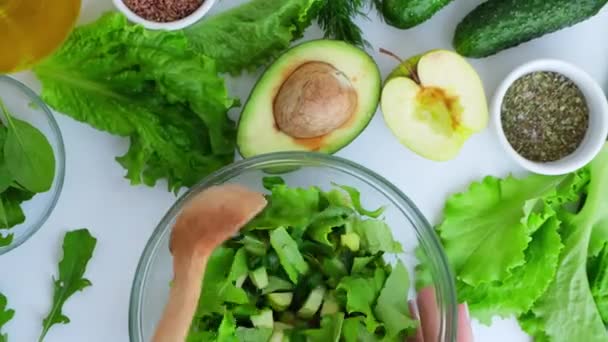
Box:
112, 0, 217, 31
492, 59, 608, 175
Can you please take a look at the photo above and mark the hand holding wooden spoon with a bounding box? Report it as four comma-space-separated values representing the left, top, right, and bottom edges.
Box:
152, 184, 267, 342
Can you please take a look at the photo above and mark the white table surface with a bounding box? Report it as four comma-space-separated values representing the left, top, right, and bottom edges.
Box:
2, 0, 608, 341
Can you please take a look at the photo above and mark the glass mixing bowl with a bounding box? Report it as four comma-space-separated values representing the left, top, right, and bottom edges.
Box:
129, 152, 457, 341
0, 76, 66, 254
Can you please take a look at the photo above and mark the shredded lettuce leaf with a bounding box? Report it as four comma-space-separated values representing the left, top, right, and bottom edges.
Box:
425, 144, 608, 341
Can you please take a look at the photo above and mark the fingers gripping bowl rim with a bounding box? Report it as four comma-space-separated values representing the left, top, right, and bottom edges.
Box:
129, 152, 458, 341
0, 76, 66, 255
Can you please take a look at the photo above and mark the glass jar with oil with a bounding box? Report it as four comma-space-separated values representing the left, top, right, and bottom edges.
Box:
0, 0, 81, 72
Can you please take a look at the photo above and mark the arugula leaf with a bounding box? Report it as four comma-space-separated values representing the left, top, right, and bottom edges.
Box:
0, 100, 55, 193
0, 293, 14, 342
269, 227, 309, 283
0, 187, 35, 231
34, 13, 236, 192
374, 261, 417, 339
185, 0, 321, 74
438, 174, 566, 285
304, 313, 344, 341
0, 126, 13, 193
39, 229, 97, 342
522, 147, 608, 342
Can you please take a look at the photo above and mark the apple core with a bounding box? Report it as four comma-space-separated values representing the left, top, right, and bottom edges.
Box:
416, 87, 464, 134
273, 62, 358, 139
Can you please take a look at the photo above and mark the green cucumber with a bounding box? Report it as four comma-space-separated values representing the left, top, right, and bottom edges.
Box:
454, 0, 608, 58
381, 0, 454, 29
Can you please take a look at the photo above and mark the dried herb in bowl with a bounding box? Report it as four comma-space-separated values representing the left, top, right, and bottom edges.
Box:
501, 71, 589, 162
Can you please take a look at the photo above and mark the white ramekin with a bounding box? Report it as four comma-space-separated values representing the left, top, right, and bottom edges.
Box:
112, 0, 217, 31
492, 59, 608, 175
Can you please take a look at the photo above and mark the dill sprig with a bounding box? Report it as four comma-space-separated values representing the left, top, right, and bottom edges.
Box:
316, 0, 379, 48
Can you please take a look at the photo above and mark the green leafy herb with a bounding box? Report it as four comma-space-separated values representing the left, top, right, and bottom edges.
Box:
187, 179, 416, 341
185, 0, 322, 74
39, 229, 97, 342
0, 293, 14, 342
0, 100, 55, 193
34, 13, 236, 192
317, 0, 370, 48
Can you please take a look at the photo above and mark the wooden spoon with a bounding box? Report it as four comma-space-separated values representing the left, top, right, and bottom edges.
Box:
152, 184, 267, 342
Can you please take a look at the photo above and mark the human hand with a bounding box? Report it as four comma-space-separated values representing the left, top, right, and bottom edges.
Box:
409, 287, 473, 342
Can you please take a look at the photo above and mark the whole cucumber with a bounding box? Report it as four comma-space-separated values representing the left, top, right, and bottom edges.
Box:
454, 0, 608, 58
382, 0, 454, 29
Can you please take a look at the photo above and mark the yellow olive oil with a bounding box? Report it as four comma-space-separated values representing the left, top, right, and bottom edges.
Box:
0, 0, 81, 72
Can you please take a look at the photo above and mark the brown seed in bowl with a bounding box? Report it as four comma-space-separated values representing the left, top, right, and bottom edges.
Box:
124, 0, 204, 23
273, 62, 358, 139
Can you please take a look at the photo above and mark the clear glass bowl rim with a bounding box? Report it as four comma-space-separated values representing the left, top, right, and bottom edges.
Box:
0, 75, 66, 255
129, 152, 458, 342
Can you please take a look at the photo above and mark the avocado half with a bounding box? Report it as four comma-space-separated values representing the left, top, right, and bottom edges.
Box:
237, 40, 381, 157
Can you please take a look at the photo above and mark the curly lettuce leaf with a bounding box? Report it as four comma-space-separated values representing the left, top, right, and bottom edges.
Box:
589, 243, 608, 323
185, 0, 322, 74
438, 174, 566, 285
458, 217, 562, 324
34, 13, 236, 192
522, 147, 608, 342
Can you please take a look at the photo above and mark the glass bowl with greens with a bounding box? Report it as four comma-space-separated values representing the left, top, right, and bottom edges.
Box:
0, 76, 65, 254
129, 153, 457, 341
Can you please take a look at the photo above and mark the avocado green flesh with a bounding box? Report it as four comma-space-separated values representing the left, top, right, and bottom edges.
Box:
382, 0, 454, 29
454, 0, 608, 57
237, 40, 381, 157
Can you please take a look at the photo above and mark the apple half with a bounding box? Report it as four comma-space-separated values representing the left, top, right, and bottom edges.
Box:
381, 50, 488, 161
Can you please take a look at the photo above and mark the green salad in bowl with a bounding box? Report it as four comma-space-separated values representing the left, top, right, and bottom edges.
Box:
129, 152, 457, 341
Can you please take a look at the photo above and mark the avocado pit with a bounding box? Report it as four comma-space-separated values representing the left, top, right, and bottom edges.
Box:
273, 62, 358, 139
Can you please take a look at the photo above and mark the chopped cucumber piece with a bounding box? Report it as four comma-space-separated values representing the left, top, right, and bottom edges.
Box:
298, 286, 326, 318
251, 267, 269, 289
268, 292, 293, 311
251, 308, 274, 329
340, 233, 360, 251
